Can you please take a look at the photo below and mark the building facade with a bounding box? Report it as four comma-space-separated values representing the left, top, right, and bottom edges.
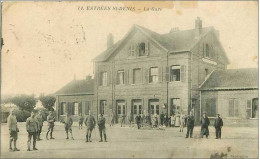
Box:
55, 76, 94, 121
93, 17, 229, 123
200, 68, 258, 126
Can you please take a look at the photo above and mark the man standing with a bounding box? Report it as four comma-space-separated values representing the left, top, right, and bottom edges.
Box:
185, 112, 195, 138
214, 114, 223, 139
7, 109, 20, 152
84, 111, 96, 142
135, 114, 141, 129
98, 114, 107, 142
120, 114, 126, 127
61, 113, 74, 140
200, 112, 210, 138
160, 112, 164, 126
26, 111, 38, 151
36, 110, 44, 141
46, 111, 55, 140
79, 113, 84, 129
128, 112, 133, 127
110, 111, 115, 127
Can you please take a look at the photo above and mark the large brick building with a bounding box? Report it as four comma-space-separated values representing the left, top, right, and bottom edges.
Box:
93, 17, 229, 123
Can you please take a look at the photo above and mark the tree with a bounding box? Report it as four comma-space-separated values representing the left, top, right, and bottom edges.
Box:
39, 95, 56, 111
10, 94, 37, 112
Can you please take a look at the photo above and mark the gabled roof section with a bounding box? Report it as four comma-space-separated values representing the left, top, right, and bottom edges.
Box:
55, 79, 94, 95
93, 24, 217, 62
199, 68, 258, 91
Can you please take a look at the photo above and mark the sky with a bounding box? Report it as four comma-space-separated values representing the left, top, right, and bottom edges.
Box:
1, 1, 258, 96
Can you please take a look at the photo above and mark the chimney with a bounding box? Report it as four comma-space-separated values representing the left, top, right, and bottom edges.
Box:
107, 33, 114, 49
195, 17, 202, 37
170, 27, 179, 33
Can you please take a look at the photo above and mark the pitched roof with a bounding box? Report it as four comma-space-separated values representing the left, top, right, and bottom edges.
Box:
199, 68, 258, 91
55, 79, 95, 95
93, 24, 216, 62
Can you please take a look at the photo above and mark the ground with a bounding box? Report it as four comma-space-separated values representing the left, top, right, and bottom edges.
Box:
1, 123, 258, 158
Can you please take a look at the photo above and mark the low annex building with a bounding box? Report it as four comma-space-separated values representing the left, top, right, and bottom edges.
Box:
55, 75, 94, 121
199, 68, 258, 126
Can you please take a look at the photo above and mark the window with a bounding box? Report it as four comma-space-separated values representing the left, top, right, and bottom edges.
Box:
100, 100, 106, 115
252, 98, 258, 118
170, 65, 180, 81
100, 72, 107, 86
117, 101, 126, 115
74, 103, 79, 115
132, 99, 142, 115
149, 99, 159, 115
229, 99, 239, 117
117, 70, 125, 85
60, 102, 66, 115
133, 68, 142, 84
139, 42, 146, 56
205, 99, 216, 117
205, 44, 210, 57
149, 67, 159, 83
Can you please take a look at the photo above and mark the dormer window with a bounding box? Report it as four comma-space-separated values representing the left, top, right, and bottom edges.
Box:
139, 42, 146, 56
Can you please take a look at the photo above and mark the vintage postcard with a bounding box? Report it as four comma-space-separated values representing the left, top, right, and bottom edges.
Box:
1, 1, 258, 158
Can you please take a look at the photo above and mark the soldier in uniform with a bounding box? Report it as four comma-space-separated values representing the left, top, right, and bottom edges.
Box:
135, 114, 141, 129
200, 112, 210, 138
61, 113, 74, 140
120, 114, 126, 127
46, 111, 55, 140
84, 111, 96, 142
214, 114, 223, 139
98, 114, 107, 142
7, 109, 20, 152
26, 111, 38, 151
79, 113, 84, 129
185, 112, 195, 138
36, 110, 44, 141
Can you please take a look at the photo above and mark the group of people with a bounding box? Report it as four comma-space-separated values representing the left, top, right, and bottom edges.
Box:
185, 112, 224, 139
7, 109, 108, 152
110, 110, 223, 140
7, 108, 224, 152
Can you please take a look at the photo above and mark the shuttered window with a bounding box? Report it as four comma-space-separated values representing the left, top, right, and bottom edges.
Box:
149, 67, 159, 83
116, 70, 125, 85
100, 72, 107, 86
170, 65, 180, 81
229, 99, 239, 117
246, 100, 252, 118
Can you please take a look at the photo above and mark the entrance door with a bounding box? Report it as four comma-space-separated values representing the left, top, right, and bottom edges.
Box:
132, 99, 142, 121
116, 100, 126, 123
149, 99, 159, 116
170, 98, 181, 115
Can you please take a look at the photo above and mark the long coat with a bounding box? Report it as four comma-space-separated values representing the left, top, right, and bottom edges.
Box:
186, 115, 195, 127
201, 116, 210, 135
214, 117, 223, 128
